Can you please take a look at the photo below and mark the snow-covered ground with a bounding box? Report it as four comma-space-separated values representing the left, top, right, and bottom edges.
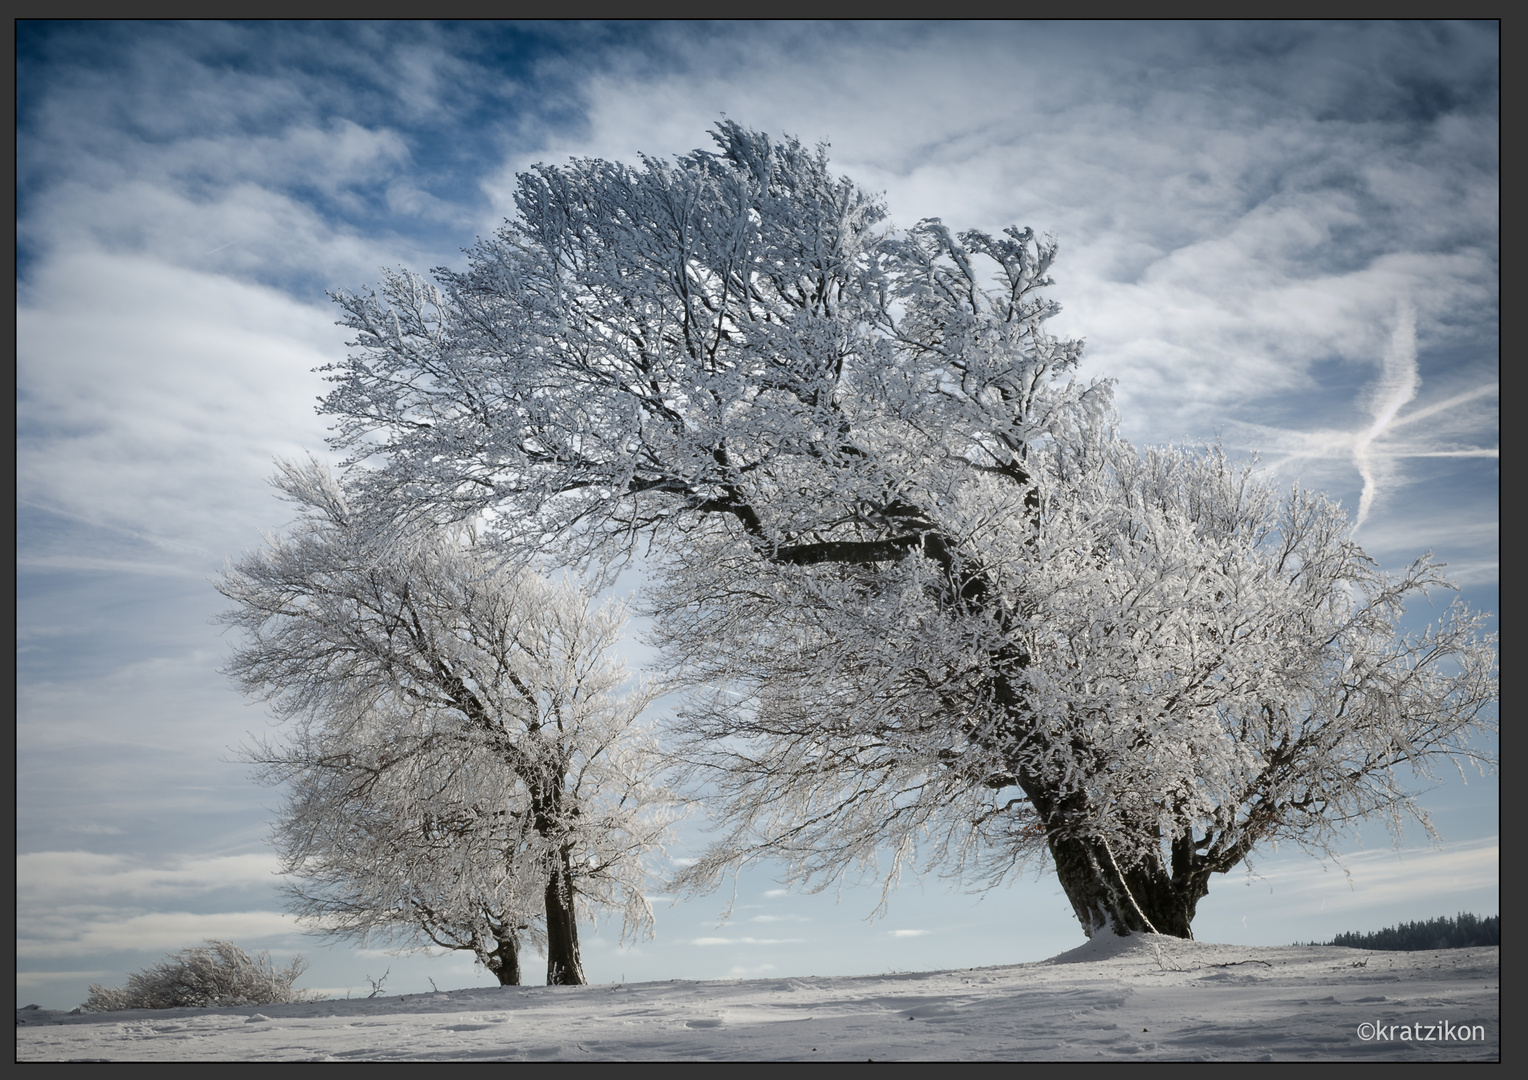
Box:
17, 935, 1498, 1061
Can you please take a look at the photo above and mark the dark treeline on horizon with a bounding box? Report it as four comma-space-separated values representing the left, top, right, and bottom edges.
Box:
1303, 912, 1499, 951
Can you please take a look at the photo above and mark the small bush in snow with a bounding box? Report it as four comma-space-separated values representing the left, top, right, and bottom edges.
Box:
83, 940, 311, 1011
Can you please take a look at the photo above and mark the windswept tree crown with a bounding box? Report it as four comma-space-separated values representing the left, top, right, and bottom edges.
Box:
316, 122, 1496, 940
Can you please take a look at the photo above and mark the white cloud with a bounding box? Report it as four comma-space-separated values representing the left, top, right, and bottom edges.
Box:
18, 851, 284, 905
17, 910, 305, 960
17, 251, 345, 564
1231, 837, 1499, 914
691, 937, 806, 947
14, 851, 302, 963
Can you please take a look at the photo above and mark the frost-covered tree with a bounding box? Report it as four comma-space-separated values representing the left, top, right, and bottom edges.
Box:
314, 122, 1496, 939
219, 459, 676, 984
651, 427, 1497, 936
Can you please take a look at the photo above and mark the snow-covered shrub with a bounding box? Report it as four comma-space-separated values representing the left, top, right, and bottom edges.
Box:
83, 940, 311, 1011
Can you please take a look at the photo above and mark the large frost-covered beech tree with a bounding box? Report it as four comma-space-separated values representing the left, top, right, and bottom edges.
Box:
219, 459, 676, 985
316, 122, 1497, 939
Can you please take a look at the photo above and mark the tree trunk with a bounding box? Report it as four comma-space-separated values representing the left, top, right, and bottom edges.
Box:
543, 846, 586, 985
530, 769, 588, 986
487, 929, 522, 986
1046, 832, 1205, 938
1023, 786, 1212, 939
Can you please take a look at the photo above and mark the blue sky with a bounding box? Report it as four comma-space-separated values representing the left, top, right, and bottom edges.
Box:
16, 21, 1498, 1009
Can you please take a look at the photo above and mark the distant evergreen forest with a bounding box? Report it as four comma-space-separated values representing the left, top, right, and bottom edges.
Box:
1308, 912, 1499, 951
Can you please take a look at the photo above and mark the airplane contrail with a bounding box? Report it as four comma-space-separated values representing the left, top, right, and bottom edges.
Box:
1353, 302, 1418, 529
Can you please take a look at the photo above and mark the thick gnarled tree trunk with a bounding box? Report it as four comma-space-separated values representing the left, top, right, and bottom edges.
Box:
1013, 715, 1215, 939
1045, 832, 1209, 938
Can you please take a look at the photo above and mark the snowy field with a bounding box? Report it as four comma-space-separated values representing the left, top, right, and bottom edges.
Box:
17, 935, 1498, 1061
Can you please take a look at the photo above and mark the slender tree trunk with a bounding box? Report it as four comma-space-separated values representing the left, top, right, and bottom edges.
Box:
543, 845, 586, 985
530, 768, 588, 986
488, 929, 522, 986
